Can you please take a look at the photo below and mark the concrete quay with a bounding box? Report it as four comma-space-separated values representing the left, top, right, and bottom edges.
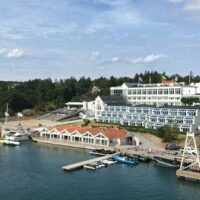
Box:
176, 170, 200, 182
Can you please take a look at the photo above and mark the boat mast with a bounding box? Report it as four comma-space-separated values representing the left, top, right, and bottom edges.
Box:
3, 103, 9, 137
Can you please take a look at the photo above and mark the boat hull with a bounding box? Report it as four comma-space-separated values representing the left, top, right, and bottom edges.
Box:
154, 156, 179, 168
2, 140, 20, 146
112, 155, 136, 165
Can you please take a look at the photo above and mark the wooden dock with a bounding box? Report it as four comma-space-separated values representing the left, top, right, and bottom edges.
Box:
62, 154, 113, 172
176, 170, 200, 182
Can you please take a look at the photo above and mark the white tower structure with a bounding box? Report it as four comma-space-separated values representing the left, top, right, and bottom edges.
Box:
180, 132, 200, 171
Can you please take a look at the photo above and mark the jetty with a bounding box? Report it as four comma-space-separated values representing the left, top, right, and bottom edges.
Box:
176, 170, 200, 182
62, 154, 112, 171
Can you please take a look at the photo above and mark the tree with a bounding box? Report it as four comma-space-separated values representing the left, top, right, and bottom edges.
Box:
181, 97, 200, 106
157, 125, 179, 142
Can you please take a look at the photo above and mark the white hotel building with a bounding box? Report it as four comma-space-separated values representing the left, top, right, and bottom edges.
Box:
110, 81, 200, 106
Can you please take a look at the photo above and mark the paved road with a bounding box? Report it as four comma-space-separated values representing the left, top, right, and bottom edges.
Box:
133, 132, 164, 151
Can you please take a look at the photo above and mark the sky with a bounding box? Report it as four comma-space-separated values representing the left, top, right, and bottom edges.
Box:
1, 0, 200, 81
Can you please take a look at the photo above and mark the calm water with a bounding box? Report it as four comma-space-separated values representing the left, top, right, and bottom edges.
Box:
0, 142, 200, 200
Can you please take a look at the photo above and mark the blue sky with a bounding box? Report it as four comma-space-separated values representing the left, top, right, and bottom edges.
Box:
1, 0, 200, 81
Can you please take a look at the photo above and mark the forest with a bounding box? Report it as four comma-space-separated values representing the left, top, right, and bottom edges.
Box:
0, 71, 200, 117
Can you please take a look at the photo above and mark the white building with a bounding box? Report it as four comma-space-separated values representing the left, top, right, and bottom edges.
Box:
96, 103, 200, 133
110, 81, 200, 106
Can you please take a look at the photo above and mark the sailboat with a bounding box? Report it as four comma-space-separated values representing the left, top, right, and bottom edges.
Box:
2, 104, 20, 146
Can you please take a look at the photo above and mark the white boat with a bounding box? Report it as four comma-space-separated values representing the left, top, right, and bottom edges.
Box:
2, 139, 20, 146
154, 156, 179, 167
5, 132, 30, 142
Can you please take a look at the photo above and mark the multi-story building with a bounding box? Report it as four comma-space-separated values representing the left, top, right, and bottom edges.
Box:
95, 96, 200, 133
110, 81, 200, 106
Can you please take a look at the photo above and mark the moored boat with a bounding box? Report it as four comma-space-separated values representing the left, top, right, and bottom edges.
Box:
89, 149, 116, 156
5, 132, 30, 142
2, 139, 20, 146
84, 160, 107, 170
154, 156, 179, 167
112, 154, 137, 165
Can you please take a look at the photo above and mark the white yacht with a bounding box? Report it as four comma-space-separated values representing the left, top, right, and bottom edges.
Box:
2, 139, 20, 146
5, 132, 30, 142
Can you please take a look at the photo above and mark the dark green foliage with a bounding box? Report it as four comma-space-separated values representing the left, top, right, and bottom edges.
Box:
181, 97, 200, 106
82, 119, 90, 126
156, 125, 179, 142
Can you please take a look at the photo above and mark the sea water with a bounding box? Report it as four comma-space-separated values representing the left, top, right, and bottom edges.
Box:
0, 142, 200, 200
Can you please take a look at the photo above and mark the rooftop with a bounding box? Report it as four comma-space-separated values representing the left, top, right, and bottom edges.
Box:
99, 95, 130, 106
47, 124, 127, 139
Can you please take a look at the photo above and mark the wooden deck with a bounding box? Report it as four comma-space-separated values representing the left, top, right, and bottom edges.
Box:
176, 170, 200, 182
62, 154, 112, 171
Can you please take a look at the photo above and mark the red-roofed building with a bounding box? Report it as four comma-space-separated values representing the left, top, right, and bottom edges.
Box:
38, 124, 129, 148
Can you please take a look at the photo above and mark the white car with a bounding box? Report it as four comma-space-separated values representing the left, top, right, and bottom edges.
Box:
181, 147, 197, 155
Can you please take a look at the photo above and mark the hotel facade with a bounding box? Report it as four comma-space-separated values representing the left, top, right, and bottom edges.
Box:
95, 96, 200, 133
110, 81, 200, 106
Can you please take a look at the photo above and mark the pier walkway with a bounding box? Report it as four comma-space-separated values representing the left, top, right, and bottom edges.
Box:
62, 154, 112, 171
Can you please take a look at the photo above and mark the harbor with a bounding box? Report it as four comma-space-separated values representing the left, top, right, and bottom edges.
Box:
1, 141, 200, 200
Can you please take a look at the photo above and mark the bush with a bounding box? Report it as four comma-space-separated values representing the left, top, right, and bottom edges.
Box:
82, 119, 90, 126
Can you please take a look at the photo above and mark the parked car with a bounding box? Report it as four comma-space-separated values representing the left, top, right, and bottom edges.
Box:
165, 143, 180, 151
180, 147, 197, 155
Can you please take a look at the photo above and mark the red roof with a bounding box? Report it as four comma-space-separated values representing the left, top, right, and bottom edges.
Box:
47, 124, 127, 139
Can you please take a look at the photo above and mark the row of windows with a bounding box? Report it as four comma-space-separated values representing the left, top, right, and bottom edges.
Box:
104, 107, 198, 116
128, 96, 181, 100
97, 118, 192, 132
127, 88, 181, 95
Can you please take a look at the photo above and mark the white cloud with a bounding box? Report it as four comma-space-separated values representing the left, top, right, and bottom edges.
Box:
97, 0, 128, 6
100, 56, 122, 65
169, 0, 200, 12
85, 4, 143, 33
168, 0, 184, 3
129, 54, 167, 64
183, 0, 200, 12
88, 51, 101, 60
0, 48, 6, 55
111, 57, 121, 63
6, 49, 24, 58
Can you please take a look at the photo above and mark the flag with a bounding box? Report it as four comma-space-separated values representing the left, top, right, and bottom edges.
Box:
5, 112, 9, 117
17, 112, 23, 117
149, 75, 151, 84
138, 77, 143, 83
162, 75, 166, 80
175, 76, 178, 82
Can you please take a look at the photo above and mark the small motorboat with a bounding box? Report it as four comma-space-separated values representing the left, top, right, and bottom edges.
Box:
112, 154, 137, 165
84, 160, 107, 170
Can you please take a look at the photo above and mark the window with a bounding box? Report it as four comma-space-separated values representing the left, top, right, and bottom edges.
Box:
142, 89, 146, 95
137, 89, 141, 95
158, 89, 163, 94
169, 88, 174, 94
164, 89, 168, 94
153, 89, 157, 95
175, 88, 181, 94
